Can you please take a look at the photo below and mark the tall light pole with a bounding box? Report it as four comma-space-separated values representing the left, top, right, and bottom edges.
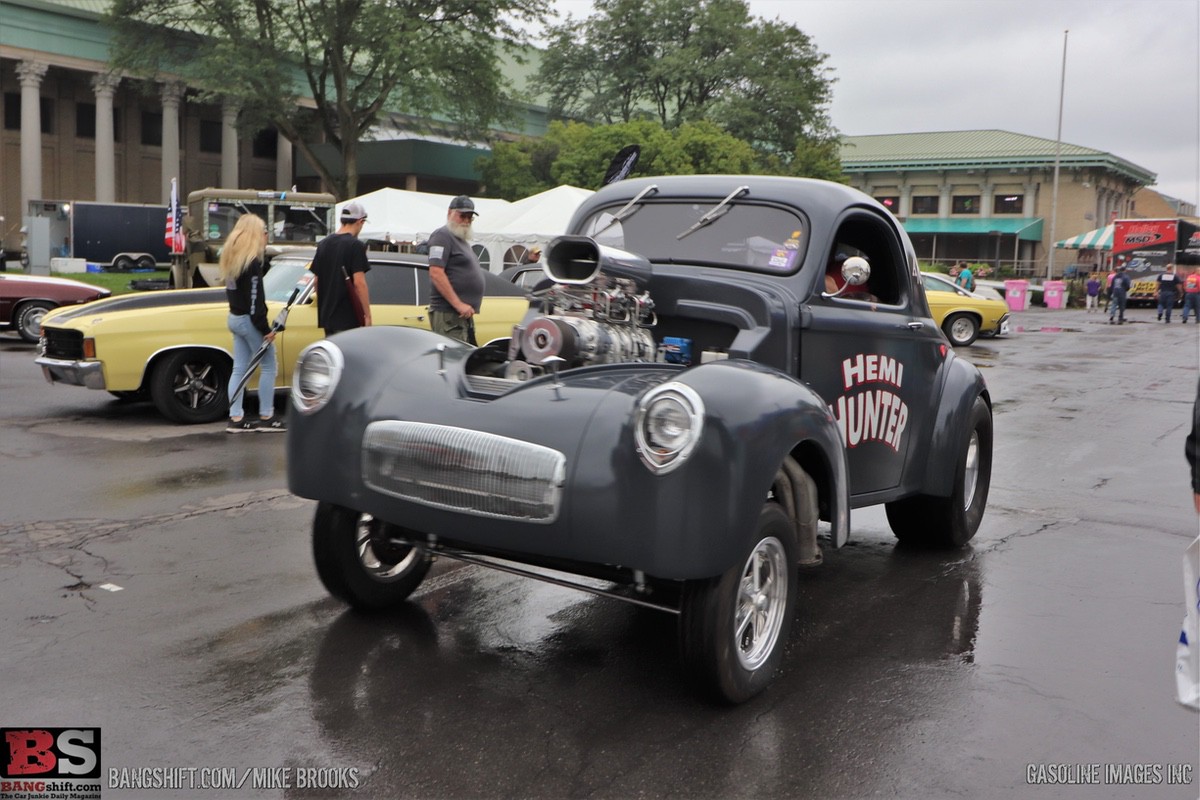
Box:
1047, 30, 1068, 282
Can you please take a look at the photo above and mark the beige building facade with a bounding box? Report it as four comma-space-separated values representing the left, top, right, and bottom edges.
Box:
840, 130, 1193, 278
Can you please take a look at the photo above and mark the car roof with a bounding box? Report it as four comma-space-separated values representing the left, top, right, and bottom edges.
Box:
274, 247, 426, 267
275, 247, 527, 296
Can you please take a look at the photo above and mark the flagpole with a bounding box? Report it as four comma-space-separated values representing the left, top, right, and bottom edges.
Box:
1047, 30, 1068, 282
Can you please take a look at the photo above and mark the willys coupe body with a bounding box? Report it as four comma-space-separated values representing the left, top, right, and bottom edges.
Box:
287, 175, 993, 703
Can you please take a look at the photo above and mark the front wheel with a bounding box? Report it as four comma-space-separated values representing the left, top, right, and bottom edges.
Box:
149, 350, 230, 423
15, 300, 54, 343
312, 503, 432, 611
679, 503, 797, 703
886, 395, 992, 547
942, 313, 980, 346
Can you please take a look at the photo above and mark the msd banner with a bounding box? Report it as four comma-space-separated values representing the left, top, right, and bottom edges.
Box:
1113, 219, 1177, 273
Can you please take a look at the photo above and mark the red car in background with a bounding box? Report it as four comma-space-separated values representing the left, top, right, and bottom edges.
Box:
0, 273, 110, 343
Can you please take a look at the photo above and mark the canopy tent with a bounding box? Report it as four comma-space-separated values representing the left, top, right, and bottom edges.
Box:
474, 185, 595, 270
343, 188, 510, 246
1054, 224, 1114, 251
340, 185, 594, 271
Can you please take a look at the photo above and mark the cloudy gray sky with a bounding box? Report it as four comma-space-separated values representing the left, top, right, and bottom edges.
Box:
547, 0, 1200, 206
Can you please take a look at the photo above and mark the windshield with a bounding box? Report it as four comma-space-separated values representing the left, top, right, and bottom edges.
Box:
198, 201, 330, 244
263, 257, 312, 302
273, 205, 330, 242
580, 200, 807, 274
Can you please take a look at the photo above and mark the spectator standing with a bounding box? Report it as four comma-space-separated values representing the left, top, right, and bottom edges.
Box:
1109, 265, 1131, 324
220, 213, 283, 433
1157, 263, 1182, 322
520, 245, 542, 266
954, 262, 975, 292
428, 195, 484, 345
1085, 274, 1102, 313
311, 201, 371, 336
1181, 269, 1200, 323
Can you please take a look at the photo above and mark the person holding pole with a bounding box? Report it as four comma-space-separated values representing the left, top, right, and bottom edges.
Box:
221, 213, 282, 432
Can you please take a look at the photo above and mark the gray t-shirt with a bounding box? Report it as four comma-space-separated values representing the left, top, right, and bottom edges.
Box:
427, 226, 484, 312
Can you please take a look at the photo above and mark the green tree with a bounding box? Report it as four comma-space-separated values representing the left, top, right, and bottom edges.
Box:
479, 119, 760, 198
534, 0, 839, 174
105, 0, 549, 199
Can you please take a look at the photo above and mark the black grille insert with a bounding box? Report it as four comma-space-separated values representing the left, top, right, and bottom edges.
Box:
42, 327, 85, 360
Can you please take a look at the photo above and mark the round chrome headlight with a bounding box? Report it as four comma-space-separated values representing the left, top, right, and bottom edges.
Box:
634, 382, 705, 474
292, 341, 344, 414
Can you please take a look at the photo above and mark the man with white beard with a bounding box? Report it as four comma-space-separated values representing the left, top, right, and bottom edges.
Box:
427, 195, 485, 344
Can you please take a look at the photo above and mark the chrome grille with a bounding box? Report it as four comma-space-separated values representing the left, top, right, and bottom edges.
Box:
362, 421, 566, 523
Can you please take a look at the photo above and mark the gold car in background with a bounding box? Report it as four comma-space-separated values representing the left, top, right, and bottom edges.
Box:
921, 272, 1011, 346
36, 250, 529, 423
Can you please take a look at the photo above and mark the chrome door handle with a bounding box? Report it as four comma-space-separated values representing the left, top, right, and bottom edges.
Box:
905, 321, 925, 330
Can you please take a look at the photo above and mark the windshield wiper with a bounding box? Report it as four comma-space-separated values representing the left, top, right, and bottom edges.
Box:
676, 185, 749, 240
591, 184, 659, 237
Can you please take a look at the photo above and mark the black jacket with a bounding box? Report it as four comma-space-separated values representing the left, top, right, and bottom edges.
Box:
225, 257, 270, 335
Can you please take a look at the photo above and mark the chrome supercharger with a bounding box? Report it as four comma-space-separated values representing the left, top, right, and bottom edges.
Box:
505, 236, 658, 381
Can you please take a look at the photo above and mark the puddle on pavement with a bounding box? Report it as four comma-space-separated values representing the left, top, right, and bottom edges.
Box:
1010, 326, 1083, 333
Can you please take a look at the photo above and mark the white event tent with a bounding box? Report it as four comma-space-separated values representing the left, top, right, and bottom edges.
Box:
337, 185, 595, 272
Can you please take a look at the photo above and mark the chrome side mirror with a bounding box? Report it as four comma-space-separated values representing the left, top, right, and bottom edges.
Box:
822, 256, 872, 299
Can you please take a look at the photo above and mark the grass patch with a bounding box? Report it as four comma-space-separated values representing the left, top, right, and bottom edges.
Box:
52, 270, 171, 295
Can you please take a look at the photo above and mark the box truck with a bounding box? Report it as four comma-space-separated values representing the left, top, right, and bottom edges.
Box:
1114, 218, 1200, 304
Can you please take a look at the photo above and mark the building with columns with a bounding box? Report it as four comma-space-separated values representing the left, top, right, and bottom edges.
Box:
839, 130, 1193, 277
0, 0, 546, 260
1, 0, 297, 257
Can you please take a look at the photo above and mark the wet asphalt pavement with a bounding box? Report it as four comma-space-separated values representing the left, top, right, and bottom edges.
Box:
1, 303, 1197, 799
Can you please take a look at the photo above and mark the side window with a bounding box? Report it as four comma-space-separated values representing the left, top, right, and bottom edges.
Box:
826, 215, 905, 306
416, 268, 431, 305
922, 275, 955, 294
517, 268, 545, 289
366, 265, 419, 305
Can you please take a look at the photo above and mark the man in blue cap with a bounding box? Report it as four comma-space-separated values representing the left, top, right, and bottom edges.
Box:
427, 195, 484, 344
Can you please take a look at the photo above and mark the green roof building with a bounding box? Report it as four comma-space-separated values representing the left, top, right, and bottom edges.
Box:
839, 130, 1170, 276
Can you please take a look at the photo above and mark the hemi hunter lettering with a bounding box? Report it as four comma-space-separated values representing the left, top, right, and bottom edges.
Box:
833, 353, 909, 452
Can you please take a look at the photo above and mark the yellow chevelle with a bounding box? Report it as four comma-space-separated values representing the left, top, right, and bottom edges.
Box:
921, 272, 1011, 347
36, 250, 530, 423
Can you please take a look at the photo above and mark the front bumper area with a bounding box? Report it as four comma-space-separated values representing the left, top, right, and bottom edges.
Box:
36, 356, 106, 390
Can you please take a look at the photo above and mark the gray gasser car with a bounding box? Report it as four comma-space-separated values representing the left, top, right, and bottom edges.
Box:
287, 175, 992, 703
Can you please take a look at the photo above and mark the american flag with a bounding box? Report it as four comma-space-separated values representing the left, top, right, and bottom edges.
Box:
165, 177, 185, 253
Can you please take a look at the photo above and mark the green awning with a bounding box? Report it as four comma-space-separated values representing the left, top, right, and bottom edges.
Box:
902, 218, 1044, 241
1054, 224, 1113, 250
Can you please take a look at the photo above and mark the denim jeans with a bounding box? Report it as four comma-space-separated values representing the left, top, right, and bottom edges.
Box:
1109, 293, 1127, 321
1183, 293, 1200, 322
1158, 292, 1177, 321
227, 313, 277, 419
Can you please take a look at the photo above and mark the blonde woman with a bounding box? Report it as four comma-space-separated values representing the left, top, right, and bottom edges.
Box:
220, 213, 283, 432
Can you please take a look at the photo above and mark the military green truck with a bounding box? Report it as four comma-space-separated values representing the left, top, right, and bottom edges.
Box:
178, 188, 336, 287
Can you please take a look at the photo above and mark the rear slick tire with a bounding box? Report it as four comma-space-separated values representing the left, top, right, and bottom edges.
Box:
679, 503, 797, 703
885, 395, 992, 548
